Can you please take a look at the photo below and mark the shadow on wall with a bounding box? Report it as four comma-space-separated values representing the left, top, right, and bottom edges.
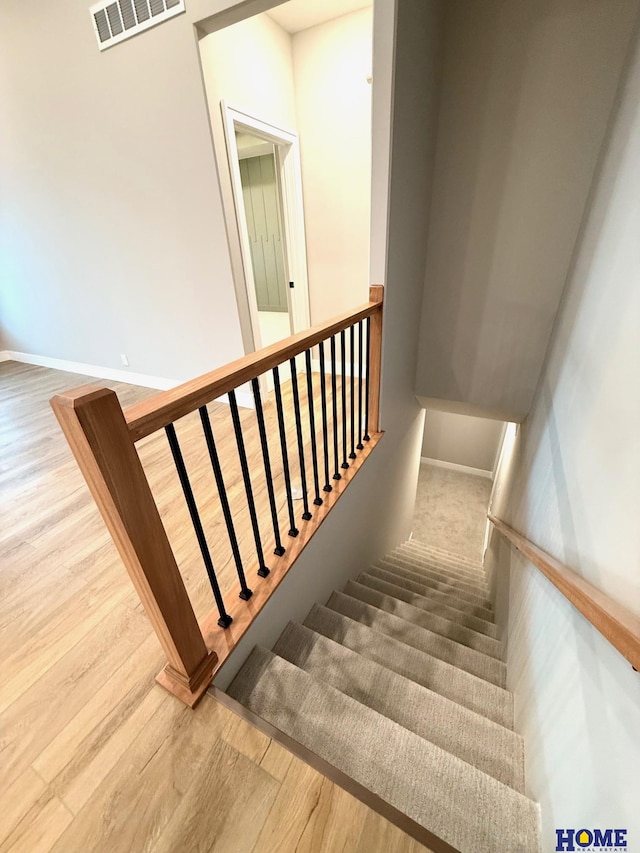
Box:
421, 408, 505, 476
415, 0, 638, 420
418, 0, 533, 410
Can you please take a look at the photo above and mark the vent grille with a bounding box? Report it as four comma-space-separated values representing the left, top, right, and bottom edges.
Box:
90, 0, 185, 50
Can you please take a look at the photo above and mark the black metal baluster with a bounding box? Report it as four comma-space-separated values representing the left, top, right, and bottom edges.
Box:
290, 358, 312, 520
165, 423, 232, 628
273, 365, 299, 536
318, 340, 332, 492
330, 336, 341, 480
340, 329, 349, 469
364, 316, 371, 441
228, 390, 265, 586
199, 405, 258, 594
357, 320, 364, 449
305, 349, 323, 506
251, 377, 285, 557
349, 324, 356, 460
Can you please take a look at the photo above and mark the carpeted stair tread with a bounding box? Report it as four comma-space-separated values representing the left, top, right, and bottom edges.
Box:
397, 548, 488, 582
374, 560, 495, 621
395, 543, 487, 583
227, 648, 540, 853
376, 557, 493, 611
349, 579, 503, 660
303, 604, 513, 727
404, 539, 484, 563
396, 543, 488, 581
388, 550, 490, 592
380, 554, 491, 601
328, 590, 506, 687
359, 569, 499, 638
403, 540, 485, 569
377, 555, 492, 606
399, 541, 486, 572
398, 539, 483, 569
273, 622, 525, 792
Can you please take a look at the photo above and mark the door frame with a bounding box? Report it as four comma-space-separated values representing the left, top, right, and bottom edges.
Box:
221, 102, 311, 351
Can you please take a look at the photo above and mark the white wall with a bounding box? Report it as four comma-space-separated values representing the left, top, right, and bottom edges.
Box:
198, 13, 298, 351
489, 36, 640, 847
199, 8, 373, 341
0, 0, 374, 379
200, 15, 297, 130
292, 9, 373, 322
415, 0, 639, 422
0, 0, 280, 382
421, 410, 504, 473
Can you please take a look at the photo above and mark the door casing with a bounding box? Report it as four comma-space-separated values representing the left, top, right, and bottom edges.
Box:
221, 102, 311, 352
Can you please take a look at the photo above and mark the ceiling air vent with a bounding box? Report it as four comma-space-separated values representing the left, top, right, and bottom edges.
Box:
90, 0, 185, 51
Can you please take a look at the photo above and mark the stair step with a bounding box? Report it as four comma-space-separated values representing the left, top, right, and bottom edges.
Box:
304, 604, 513, 728
397, 542, 486, 582
381, 554, 490, 602
273, 622, 525, 792
359, 570, 499, 638
350, 579, 503, 660
376, 557, 493, 613
398, 542, 488, 581
228, 648, 540, 853
374, 560, 495, 621
327, 590, 506, 687
404, 540, 485, 571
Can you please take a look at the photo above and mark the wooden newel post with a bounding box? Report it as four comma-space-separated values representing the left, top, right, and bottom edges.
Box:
368, 284, 383, 434
50, 385, 217, 708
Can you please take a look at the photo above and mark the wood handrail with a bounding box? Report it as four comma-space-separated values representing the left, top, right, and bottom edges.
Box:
488, 514, 640, 670
51, 287, 385, 706
125, 288, 384, 443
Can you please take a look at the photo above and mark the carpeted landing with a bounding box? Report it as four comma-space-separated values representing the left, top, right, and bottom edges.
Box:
226, 540, 541, 853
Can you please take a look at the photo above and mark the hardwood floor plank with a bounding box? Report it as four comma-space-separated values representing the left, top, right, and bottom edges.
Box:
0, 575, 133, 714
59, 688, 171, 815
0, 605, 149, 799
0, 769, 47, 847
291, 775, 370, 853
258, 739, 294, 783
32, 634, 162, 784
154, 738, 280, 853
221, 707, 271, 765
49, 698, 228, 853
250, 758, 333, 853
355, 808, 432, 852
0, 793, 73, 853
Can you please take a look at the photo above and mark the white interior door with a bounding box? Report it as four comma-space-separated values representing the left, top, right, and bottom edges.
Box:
222, 102, 311, 353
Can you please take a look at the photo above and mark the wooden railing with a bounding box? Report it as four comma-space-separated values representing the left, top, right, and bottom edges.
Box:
488, 515, 640, 670
51, 286, 384, 707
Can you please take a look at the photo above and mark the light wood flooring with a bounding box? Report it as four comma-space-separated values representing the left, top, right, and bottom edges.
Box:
0, 361, 427, 852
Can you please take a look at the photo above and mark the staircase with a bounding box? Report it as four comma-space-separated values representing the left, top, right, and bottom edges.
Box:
226, 540, 541, 853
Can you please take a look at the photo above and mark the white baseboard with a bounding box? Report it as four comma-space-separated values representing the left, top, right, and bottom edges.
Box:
3, 349, 179, 389
420, 456, 493, 479
1, 351, 255, 408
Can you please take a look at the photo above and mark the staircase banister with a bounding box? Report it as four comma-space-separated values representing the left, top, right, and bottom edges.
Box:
125, 290, 383, 443
488, 514, 640, 670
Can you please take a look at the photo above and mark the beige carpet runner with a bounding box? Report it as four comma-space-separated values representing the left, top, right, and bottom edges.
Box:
227, 540, 541, 853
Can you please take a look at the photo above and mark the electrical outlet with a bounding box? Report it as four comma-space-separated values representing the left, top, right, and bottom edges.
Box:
120, 354, 129, 367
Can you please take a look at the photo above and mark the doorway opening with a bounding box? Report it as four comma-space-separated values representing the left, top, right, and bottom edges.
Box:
197, 2, 374, 359
222, 104, 311, 352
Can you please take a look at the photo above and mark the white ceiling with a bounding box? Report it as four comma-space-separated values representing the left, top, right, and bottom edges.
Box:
266, 0, 372, 35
